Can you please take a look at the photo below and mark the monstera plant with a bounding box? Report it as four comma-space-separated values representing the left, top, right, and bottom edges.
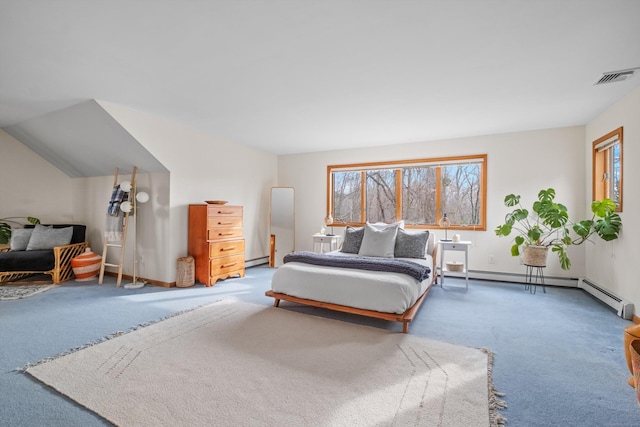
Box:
495, 188, 622, 270
0, 216, 41, 245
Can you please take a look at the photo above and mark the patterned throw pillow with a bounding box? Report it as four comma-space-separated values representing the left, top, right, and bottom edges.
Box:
394, 228, 429, 259
340, 226, 365, 254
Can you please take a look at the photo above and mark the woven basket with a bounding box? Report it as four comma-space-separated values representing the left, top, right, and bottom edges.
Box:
176, 256, 195, 287
522, 246, 548, 267
446, 261, 464, 272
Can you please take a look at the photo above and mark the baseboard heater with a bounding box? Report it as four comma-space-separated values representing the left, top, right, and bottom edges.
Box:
246, 256, 269, 268
578, 278, 634, 320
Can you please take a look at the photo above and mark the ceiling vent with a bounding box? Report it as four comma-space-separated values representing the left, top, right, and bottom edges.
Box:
594, 67, 640, 85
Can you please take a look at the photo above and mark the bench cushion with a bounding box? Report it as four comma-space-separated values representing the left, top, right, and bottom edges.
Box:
0, 249, 55, 271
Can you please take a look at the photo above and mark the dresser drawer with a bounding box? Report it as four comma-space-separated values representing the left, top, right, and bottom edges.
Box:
207, 216, 242, 228
208, 205, 243, 217
209, 239, 244, 258
208, 227, 243, 241
210, 254, 245, 275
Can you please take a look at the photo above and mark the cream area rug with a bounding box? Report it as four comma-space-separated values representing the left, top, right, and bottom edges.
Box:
0, 284, 56, 300
25, 299, 505, 426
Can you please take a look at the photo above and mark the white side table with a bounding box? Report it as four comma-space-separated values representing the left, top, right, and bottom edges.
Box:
313, 235, 340, 254
439, 240, 471, 291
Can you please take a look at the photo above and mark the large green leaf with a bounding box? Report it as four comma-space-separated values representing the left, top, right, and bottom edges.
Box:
537, 188, 556, 203
495, 224, 512, 236
591, 199, 616, 218
510, 243, 521, 256
504, 194, 520, 207
594, 213, 622, 241
572, 220, 593, 239
509, 208, 528, 222
527, 227, 542, 243
0, 222, 10, 245
552, 245, 571, 270
542, 209, 568, 228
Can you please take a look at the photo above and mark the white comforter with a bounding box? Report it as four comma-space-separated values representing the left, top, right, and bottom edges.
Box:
270, 251, 433, 314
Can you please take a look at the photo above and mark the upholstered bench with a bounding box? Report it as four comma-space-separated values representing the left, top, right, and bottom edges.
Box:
0, 224, 87, 284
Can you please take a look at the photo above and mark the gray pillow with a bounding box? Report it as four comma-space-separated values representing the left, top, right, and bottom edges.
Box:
341, 226, 364, 254
26, 225, 73, 250
10, 228, 34, 251
394, 228, 429, 259
358, 223, 399, 258
368, 220, 405, 230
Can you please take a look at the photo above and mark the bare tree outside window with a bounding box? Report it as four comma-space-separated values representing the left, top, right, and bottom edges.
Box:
612, 143, 621, 207
366, 170, 396, 223
402, 167, 436, 224
333, 171, 361, 223
592, 127, 623, 212
441, 164, 481, 225
328, 155, 486, 230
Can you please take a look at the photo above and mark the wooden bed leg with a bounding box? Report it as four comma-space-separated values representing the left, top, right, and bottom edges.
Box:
273, 299, 280, 308
402, 321, 409, 334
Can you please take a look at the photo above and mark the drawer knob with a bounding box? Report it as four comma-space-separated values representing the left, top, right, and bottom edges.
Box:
221, 262, 237, 268
220, 246, 236, 251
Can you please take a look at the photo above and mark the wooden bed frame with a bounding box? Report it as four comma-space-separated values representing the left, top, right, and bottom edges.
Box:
265, 245, 438, 334
265, 286, 431, 333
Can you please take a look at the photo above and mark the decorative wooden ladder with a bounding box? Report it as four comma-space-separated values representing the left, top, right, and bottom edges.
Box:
98, 167, 136, 287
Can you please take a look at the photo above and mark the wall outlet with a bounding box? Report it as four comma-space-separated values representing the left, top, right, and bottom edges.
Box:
488, 255, 495, 264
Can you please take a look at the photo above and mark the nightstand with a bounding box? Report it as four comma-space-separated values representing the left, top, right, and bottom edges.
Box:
312, 235, 340, 254
439, 240, 471, 290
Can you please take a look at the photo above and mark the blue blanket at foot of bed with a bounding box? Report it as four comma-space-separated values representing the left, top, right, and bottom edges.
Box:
283, 251, 431, 282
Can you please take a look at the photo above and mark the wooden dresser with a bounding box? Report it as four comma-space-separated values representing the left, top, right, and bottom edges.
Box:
188, 204, 245, 286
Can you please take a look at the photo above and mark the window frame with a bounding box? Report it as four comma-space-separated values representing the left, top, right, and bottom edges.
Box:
592, 127, 623, 212
326, 154, 487, 231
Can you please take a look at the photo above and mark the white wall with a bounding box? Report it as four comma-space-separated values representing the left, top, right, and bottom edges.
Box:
0, 130, 76, 224
278, 126, 587, 281
98, 101, 278, 282
585, 86, 640, 309
73, 172, 171, 282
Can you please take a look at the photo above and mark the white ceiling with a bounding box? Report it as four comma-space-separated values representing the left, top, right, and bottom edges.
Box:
1, 0, 640, 158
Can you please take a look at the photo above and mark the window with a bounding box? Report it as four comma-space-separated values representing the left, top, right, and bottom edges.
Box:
332, 171, 362, 223
592, 127, 623, 211
328, 154, 487, 230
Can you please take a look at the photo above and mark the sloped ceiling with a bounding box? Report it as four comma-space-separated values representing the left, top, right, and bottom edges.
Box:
3, 100, 167, 178
1, 0, 640, 177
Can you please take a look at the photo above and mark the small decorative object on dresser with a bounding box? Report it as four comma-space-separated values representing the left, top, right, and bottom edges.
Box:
188, 204, 245, 286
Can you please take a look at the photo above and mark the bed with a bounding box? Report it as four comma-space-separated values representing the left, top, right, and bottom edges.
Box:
265, 223, 437, 333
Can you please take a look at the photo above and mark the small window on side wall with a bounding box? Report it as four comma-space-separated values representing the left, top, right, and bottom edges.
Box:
592, 127, 623, 211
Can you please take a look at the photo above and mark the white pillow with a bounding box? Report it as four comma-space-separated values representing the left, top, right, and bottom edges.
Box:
368, 220, 405, 230
358, 222, 399, 258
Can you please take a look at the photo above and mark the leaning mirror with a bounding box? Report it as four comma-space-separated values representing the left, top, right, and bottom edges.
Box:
270, 187, 295, 267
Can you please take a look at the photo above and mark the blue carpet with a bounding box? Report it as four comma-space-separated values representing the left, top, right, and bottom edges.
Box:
0, 266, 637, 426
